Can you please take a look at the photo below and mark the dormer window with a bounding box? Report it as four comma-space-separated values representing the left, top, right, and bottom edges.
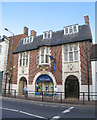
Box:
23, 36, 34, 44
64, 24, 78, 35
43, 30, 52, 39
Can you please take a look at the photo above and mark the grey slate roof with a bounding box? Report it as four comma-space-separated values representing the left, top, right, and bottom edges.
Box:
13, 24, 92, 54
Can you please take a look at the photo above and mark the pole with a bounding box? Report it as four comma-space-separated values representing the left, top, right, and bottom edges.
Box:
85, 41, 90, 101
5, 28, 14, 94
9, 34, 14, 94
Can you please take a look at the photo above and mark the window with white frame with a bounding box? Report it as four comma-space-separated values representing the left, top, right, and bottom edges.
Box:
23, 36, 34, 44
43, 31, 52, 39
64, 43, 78, 62
0, 45, 2, 54
20, 53, 22, 66
19, 52, 29, 66
39, 47, 50, 64
64, 25, 79, 35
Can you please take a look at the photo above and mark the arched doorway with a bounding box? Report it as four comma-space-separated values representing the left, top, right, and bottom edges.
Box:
19, 77, 27, 95
65, 75, 79, 99
35, 74, 54, 95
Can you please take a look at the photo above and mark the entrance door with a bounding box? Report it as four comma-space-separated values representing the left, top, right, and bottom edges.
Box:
65, 75, 79, 99
19, 77, 27, 95
35, 74, 54, 95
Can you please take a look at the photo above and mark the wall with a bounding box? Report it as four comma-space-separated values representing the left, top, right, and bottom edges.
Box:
91, 61, 97, 100
79, 41, 92, 85
0, 39, 9, 90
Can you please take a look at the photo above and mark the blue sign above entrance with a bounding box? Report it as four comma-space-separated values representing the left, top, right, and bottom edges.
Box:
36, 75, 53, 82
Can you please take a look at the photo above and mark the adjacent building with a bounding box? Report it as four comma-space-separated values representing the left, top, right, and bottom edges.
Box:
91, 44, 97, 100
4, 27, 28, 92
0, 36, 9, 93
11, 15, 93, 99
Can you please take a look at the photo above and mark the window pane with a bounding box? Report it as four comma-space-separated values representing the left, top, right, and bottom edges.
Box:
69, 44, 73, 51
41, 48, 44, 54
44, 33, 47, 38
46, 48, 49, 54
73, 25, 77, 32
64, 53, 68, 61
69, 26, 72, 33
46, 55, 49, 63
74, 51, 78, 61
20, 59, 22, 66
26, 59, 28, 66
65, 28, 68, 33
41, 55, 44, 63
48, 33, 50, 38
20, 53, 22, 66
23, 59, 25, 66
69, 52, 73, 61
74, 44, 78, 50
23, 53, 25, 66
26, 52, 28, 58
27, 37, 29, 43
64, 46, 68, 53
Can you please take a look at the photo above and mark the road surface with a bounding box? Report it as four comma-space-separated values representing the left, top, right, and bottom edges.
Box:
0, 97, 96, 120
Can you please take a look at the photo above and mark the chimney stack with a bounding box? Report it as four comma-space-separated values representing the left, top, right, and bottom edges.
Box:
84, 14, 89, 25
31, 30, 36, 37
24, 26, 28, 35
84, 15, 92, 37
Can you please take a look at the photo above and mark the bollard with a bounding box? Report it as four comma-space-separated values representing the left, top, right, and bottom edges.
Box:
4, 89, 6, 97
60, 92, 62, 103
42, 91, 43, 102
14, 90, 16, 98
83, 92, 85, 105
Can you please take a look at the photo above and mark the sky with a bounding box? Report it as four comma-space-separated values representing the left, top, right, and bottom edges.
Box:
0, 1, 95, 43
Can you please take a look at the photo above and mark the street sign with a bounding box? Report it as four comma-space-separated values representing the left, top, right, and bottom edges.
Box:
53, 62, 56, 71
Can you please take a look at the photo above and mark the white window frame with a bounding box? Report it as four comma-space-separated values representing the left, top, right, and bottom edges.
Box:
39, 47, 50, 65
64, 25, 79, 35
43, 31, 52, 39
64, 43, 78, 62
23, 36, 34, 44
19, 52, 29, 67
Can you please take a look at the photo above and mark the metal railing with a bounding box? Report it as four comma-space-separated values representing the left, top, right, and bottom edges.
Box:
2, 89, 97, 105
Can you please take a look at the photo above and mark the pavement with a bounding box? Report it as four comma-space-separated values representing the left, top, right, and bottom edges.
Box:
0, 96, 96, 107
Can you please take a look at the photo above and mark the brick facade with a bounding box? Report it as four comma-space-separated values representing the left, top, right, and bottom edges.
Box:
12, 54, 18, 84
79, 41, 92, 85
8, 34, 27, 83
28, 45, 62, 85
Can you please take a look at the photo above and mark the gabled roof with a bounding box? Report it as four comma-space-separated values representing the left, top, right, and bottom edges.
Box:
13, 24, 92, 54
91, 44, 97, 61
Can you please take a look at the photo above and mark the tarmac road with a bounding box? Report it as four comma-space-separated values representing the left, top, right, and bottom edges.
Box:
0, 97, 96, 120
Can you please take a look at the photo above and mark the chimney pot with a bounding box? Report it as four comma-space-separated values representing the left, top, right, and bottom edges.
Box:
24, 26, 28, 35
31, 30, 36, 37
84, 14, 89, 24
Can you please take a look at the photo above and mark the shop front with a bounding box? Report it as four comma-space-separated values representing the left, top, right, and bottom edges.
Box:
35, 74, 54, 95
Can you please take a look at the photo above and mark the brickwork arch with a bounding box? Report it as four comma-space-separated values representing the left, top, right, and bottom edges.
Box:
32, 71, 56, 91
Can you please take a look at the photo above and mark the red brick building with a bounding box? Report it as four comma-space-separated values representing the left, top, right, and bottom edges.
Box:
5, 27, 28, 91
12, 15, 92, 99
